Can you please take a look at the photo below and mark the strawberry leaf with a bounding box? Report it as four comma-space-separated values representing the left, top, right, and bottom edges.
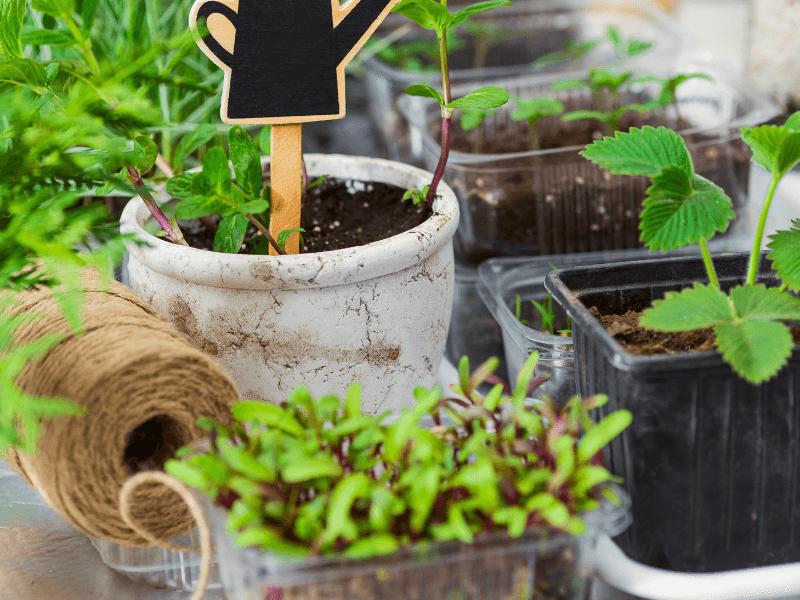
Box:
715, 320, 793, 385
785, 111, 800, 131
742, 125, 800, 178
640, 171, 734, 251
768, 221, 800, 291
730, 284, 800, 321
639, 284, 732, 331
581, 126, 693, 178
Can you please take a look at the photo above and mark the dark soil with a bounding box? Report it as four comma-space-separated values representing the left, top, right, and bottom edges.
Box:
444, 94, 753, 265
180, 177, 432, 254
591, 307, 800, 355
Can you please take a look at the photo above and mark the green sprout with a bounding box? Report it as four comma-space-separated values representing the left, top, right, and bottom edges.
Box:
533, 25, 653, 71
561, 102, 654, 134
515, 293, 570, 336
630, 72, 714, 115
553, 68, 637, 105
459, 107, 497, 131
510, 97, 564, 150
580, 113, 800, 384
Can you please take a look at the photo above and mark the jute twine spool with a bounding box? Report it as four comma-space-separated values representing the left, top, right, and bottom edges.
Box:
4, 272, 238, 547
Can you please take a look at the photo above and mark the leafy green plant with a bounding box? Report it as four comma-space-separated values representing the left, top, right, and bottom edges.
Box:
580, 114, 800, 384
459, 107, 497, 131
510, 97, 563, 150
392, 0, 511, 206
514, 293, 570, 336
532, 25, 653, 71
165, 352, 631, 558
553, 68, 636, 106
630, 72, 713, 115
561, 102, 653, 135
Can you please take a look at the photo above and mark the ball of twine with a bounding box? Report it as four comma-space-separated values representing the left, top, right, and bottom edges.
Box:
4, 272, 238, 546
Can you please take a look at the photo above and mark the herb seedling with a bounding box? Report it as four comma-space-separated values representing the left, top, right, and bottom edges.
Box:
459, 107, 497, 131
553, 68, 636, 106
165, 351, 632, 558
532, 26, 653, 71
581, 114, 800, 384
514, 293, 571, 336
510, 97, 564, 150
392, 0, 511, 207
630, 73, 713, 116
561, 102, 654, 135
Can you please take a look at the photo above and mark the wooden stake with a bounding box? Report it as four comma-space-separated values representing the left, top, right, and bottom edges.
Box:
269, 124, 303, 255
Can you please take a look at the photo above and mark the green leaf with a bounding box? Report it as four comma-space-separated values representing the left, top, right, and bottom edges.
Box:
164, 459, 207, 490
640, 283, 733, 331
228, 125, 262, 198
741, 125, 800, 178
21, 28, 76, 48
730, 284, 800, 321
166, 173, 200, 201
282, 457, 343, 483
407, 465, 441, 531
343, 534, 400, 559
214, 214, 248, 254
44, 61, 57, 83
218, 438, 276, 481
324, 474, 371, 542
785, 112, 800, 131
258, 126, 271, 155
640, 171, 734, 251
392, 0, 450, 32
447, 86, 509, 110
277, 228, 304, 251
448, 1, 511, 29
81, 0, 99, 33
492, 506, 528, 537
231, 401, 304, 436
0, 58, 48, 91
776, 131, 800, 177
237, 199, 268, 215
768, 221, 800, 291
551, 78, 588, 91
172, 124, 218, 172
203, 146, 231, 194
404, 83, 444, 106
581, 126, 693, 178
307, 174, 328, 190
0, 0, 25, 59
576, 411, 632, 464
345, 381, 361, 418
174, 194, 228, 220
133, 136, 158, 174
715, 320, 794, 385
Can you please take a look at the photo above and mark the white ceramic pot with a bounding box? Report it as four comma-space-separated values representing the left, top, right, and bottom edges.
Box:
120, 155, 459, 413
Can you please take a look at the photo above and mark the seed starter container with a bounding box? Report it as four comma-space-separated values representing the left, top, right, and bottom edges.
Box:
404, 62, 779, 265
365, 0, 683, 164
200, 486, 631, 600
545, 252, 800, 572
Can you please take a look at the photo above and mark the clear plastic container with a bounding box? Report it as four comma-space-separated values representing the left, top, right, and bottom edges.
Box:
89, 530, 221, 592
402, 62, 781, 265
477, 243, 752, 403
446, 254, 507, 382
364, 0, 683, 163
201, 486, 631, 600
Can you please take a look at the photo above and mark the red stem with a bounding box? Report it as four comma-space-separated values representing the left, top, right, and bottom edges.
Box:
127, 166, 188, 246
426, 115, 451, 205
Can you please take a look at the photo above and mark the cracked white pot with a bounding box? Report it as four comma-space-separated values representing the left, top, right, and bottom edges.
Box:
120, 154, 459, 413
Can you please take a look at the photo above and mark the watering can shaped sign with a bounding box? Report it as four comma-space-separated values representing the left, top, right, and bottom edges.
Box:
189, 0, 401, 124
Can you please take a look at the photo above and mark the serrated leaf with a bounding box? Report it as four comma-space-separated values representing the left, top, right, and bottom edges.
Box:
730, 284, 800, 321
214, 214, 247, 254
776, 131, 800, 177
768, 221, 800, 291
228, 125, 262, 198
166, 173, 199, 201
448, 1, 511, 29
133, 136, 158, 174
742, 125, 784, 172
172, 124, 217, 172
203, 146, 231, 194
0, 57, 48, 91
404, 83, 444, 105
715, 320, 793, 384
0, 0, 25, 59
640, 172, 734, 251
447, 86, 509, 110
639, 283, 733, 331
581, 126, 693, 178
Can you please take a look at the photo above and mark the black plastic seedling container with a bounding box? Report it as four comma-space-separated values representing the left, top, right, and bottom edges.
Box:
545, 252, 800, 573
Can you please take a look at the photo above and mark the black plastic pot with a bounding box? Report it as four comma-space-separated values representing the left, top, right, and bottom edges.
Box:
545, 252, 800, 573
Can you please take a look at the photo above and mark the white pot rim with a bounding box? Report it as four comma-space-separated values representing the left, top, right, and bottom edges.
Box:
120, 154, 459, 290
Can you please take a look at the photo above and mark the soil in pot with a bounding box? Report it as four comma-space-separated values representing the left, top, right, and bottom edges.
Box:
443, 97, 751, 265
178, 177, 433, 254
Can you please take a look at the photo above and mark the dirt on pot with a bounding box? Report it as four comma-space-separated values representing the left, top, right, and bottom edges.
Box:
180, 177, 433, 253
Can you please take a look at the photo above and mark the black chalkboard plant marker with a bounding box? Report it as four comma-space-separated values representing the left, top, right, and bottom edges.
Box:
187, 0, 404, 254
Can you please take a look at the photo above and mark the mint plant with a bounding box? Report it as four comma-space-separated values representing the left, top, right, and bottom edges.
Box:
165, 351, 631, 558
510, 97, 563, 150
581, 115, 800, 384
392, 0, 511, 206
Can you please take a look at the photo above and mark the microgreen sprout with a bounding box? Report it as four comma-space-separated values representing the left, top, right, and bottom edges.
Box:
510, 97, 564, 150
561, 102, 654, 134
630, 72, 713, 116
533, 26, 653, 71
459, 107, 497, 131
515, 293, 569, 336
553, 68, 636, 105
165, 352, 632, 557
580, 113, 800, 384
393, 0, 512, 207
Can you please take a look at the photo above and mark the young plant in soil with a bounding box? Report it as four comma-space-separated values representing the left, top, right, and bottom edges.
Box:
515, 293, 571, 336
392, 0, 511, 206
510, 97, 564, 150
532, 25, 653, 71
581, 114, 800, 384
165, 351, 631, 561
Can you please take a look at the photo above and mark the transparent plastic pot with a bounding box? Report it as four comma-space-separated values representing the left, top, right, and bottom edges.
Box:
200, 486, 631, 600
89, 530, 221, 592
363, 0, 683, 164
402, 62, 780, 265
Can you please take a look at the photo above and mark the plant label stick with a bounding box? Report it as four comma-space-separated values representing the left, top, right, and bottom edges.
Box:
189, 0, 401, 254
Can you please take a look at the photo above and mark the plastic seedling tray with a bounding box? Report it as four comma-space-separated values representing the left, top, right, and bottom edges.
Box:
199, 485, 631, 600
545, 252, 800, 572
364, 0, 683, 164
89, 531, 221, 592
403, 62, 780, 265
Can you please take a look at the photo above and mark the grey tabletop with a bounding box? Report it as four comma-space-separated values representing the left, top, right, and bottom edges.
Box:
0, 461, 224, 600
